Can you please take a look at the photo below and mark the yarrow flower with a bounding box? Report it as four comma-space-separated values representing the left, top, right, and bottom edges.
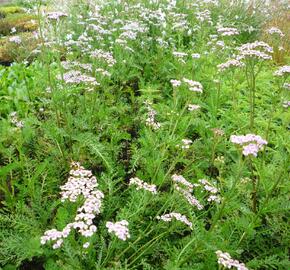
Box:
188, 104, 201, 111
145, 101, 161, 130
267, 27, 284, 38
182, 78, 203, 93
191, 53, 201, 59
274, 65, 290, 77
172, 174, 204, 210
9, 36, 22, 44
177, 139, 193, 149
46, 11, 68, 21
173, 51, 188, 64
217, 59, 245, 72
106, 220, 130, 241
41, 162, 104, 249
129, 177, 157, 194
172, 174, 194, 192
230, 134, 267, 157
237, 41, 273, 61
282, 100, 290, 108
170, 79, 182, 87
60, 70, 100, 86
216, 250, 249, 270
10, 112, 24, 128
217, 27, 239, 36
157, 212, 192, 229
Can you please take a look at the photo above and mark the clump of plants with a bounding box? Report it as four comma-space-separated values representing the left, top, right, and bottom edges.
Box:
0, 0, 289, 269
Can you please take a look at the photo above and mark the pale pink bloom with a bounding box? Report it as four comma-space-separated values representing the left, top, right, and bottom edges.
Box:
106, 220, 130, 241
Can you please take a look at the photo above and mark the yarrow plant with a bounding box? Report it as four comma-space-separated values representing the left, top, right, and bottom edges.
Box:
41, 162, 104, 249
157, 212, 193, 229
106, 220, 130, 241
230, 134, 268, 157
129, 177, 157, 194
216, 250, 249, 270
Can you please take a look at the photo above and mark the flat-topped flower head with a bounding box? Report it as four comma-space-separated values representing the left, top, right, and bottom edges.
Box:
274, 66, 290, 77
106, 220, 130, 241
237, 41, 273, 61
267, 27, 284, 38
217, 59, 245, 72
129, 177, 157, 194
182, 78, 203, 93
157, 212, 193, 229
41, 162, 104, 249
230, 134, 267, 157
47, 12, 68, 20
217, 27, 239, 36
216, 250, 249, 270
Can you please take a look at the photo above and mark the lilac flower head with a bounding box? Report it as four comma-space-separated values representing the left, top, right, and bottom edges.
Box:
230, 134, 267, 157
106, 220, 130, 241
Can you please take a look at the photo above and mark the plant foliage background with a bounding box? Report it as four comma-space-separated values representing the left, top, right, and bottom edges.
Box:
0, 0, 289, 269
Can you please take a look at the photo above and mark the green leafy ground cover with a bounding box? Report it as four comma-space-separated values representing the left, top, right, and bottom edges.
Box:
0, 0, 289, 269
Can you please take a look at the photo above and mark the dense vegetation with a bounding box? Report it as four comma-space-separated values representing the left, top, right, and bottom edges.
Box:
0, 0, 289, 269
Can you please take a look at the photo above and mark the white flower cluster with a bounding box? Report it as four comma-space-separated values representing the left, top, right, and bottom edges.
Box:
188, 104, 201, 111
173, 51, 188, 64
46, 12, 68, 21
145, 102, 161, 130
183, 78, 203, 93
283, 83, 290, 90
41, 162, 104, 249
198, 179, 221, 203
176, 139, 193, 149
129, 177, 157, 194
10, 112, 24, 128
170, 79, 182, 87
230, 134, 268, 157
196, 9, 212, 24
191, 53, 201, 59
172, 174, 193, 191
9, 36, 22, 44
106, 220, 130, 241
267, 27, 284, 37
217, 27, 239, 36
274, 65, 290, 76
90, 49, 116, 66
282, 100, 290, 108
157, 212, 193, 229
216, 250, 249, 270
60, 70, 100, 86
217, 59, 245, 72
237, 41, 273, 61
172, 174, 203, 210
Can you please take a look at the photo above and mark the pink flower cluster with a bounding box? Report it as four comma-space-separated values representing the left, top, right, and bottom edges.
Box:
60, 70, 100, 86
230, 134, 268, 157
157, 212, 192, 229
172, 174, 203, 210
129, 177, 157, 194
106, 220, 130, 241
237, 41, 273, 61
41, 162, 104, 249
216, 250, 249, 270
145, 102, 161, 130
198, 179, 221, 203
183, 78, 203, 93
10, 112, 24, 128
274, 65, 290, 77
217, 27, 239, 36
170, 78, 203, 93
188, 104, 201, 111
267, 27, 284, 38
217, 59, 245, 72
